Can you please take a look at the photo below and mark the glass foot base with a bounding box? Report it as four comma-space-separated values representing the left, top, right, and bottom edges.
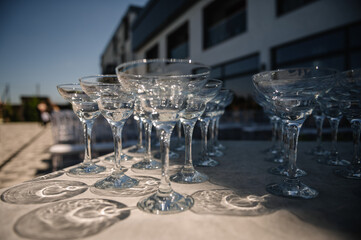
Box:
154, 151, 179, 159
137, 191, 194, 214
67, 163, 106, 178
131, 159, 162, 172
174, 144, 185, 151
308, 147, 329, 156
214, 142, 226, 150
266, 179, 318, 199
265, 154, 285, 164
208, 149, 224, 157
268, 165, 307, 177
103, 154, 133, 163
90, 176, 159, 197
318, 157, 350, 166
127, 145, 146, 154
334, 167, 361, 179
170, 169, 209, 184
93, 172, 139, 190
193, 157, 219, 167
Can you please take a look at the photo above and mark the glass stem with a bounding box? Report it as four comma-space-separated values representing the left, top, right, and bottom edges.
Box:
270, 116, 278, 150
177, 121, 182, 141
135, 116, 143, 149
328, 117, 341, 158
111, 121, 126, 172
157, 124, 175, 196
215, 117, 220, 143
282, 121, 289, 162
182, 119, 197, 171
314, 115, 325, 150
276, 119, 283, 153
144, 120, 152, 162
208, 118, 216, 152
83, 120, 94, 165
286, 122, 302, 179
351, 120, 361, 166
200, 118, 211, 158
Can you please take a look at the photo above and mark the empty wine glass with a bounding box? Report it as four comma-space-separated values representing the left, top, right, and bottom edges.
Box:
57, 84, 106, 177
253, 67, 338, 199
317, 88, 350, 166
335, 69, 361, 179
208, 90, 234, 157
253, 87, 305, 177
170, 79, 222, 183
116, 59, 210, 214
253, 89, 284, 163
131, 102, 162, 172
80, 75, 139, 192
194, 90, 229, 167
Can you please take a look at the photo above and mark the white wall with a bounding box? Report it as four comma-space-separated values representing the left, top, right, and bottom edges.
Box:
136, 0, 361, 69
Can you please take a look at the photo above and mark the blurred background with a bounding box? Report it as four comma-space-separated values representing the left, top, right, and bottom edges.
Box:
0, 0, 360, 186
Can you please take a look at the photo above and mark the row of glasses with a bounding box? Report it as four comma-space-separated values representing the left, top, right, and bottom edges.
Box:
316, 86, 350, 166
208, 90, 234, 157
116, 59, 210, 214
335, 69, 361, 179
253, 67, 338, 199
79, 75, 140, 193
57, 84, 106, 177
170, 79, 223, 183
193, 89, 230, 167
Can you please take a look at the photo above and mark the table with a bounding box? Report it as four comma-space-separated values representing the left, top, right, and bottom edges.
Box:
0, 141, 360, 240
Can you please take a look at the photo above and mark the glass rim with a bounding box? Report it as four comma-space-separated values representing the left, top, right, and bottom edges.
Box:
252, 67, 339, 81
56, 83, 81, 89
341, 68, 361, 76
79, 74, 118, 84
115, 58, 211, 79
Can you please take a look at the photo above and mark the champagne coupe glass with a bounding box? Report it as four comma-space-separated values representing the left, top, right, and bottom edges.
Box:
208, 90, 234, 157
80, 75, 139, 191
56, 84, 106, 177
116, 59, 210, 214
317, 88, 350, 166
170, 79, 222, 183
253, 90, 281, 157
193, 90, 228, 167
253, 87, 305, 177
335, 69, 361, 179
131, 103, 162, 172
253, 67, 338, 199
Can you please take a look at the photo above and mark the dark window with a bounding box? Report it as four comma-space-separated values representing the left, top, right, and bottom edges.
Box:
146, 44, 159, 59
102, 64, 116, 75
112, 37, 118, 55
213, 53, 259, 79
167, 22, 189, 59
203, 0, 246, 49
120, 54, 125, 64
272, 21, 361, 70
211, 53, 260, 96
276, 0, 317, 16
124, 17, 129, 41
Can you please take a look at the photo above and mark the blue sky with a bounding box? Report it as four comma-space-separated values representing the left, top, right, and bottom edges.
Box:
0, 0, 148, 104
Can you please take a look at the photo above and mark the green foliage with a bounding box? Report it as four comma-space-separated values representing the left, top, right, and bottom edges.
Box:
23, 97, 41, 122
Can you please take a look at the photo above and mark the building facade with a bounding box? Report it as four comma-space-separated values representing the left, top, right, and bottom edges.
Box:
102, 0, 361, 97
101, 5, 142, 74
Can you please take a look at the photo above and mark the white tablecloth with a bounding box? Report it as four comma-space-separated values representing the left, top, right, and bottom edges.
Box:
0, 141, 360, 240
